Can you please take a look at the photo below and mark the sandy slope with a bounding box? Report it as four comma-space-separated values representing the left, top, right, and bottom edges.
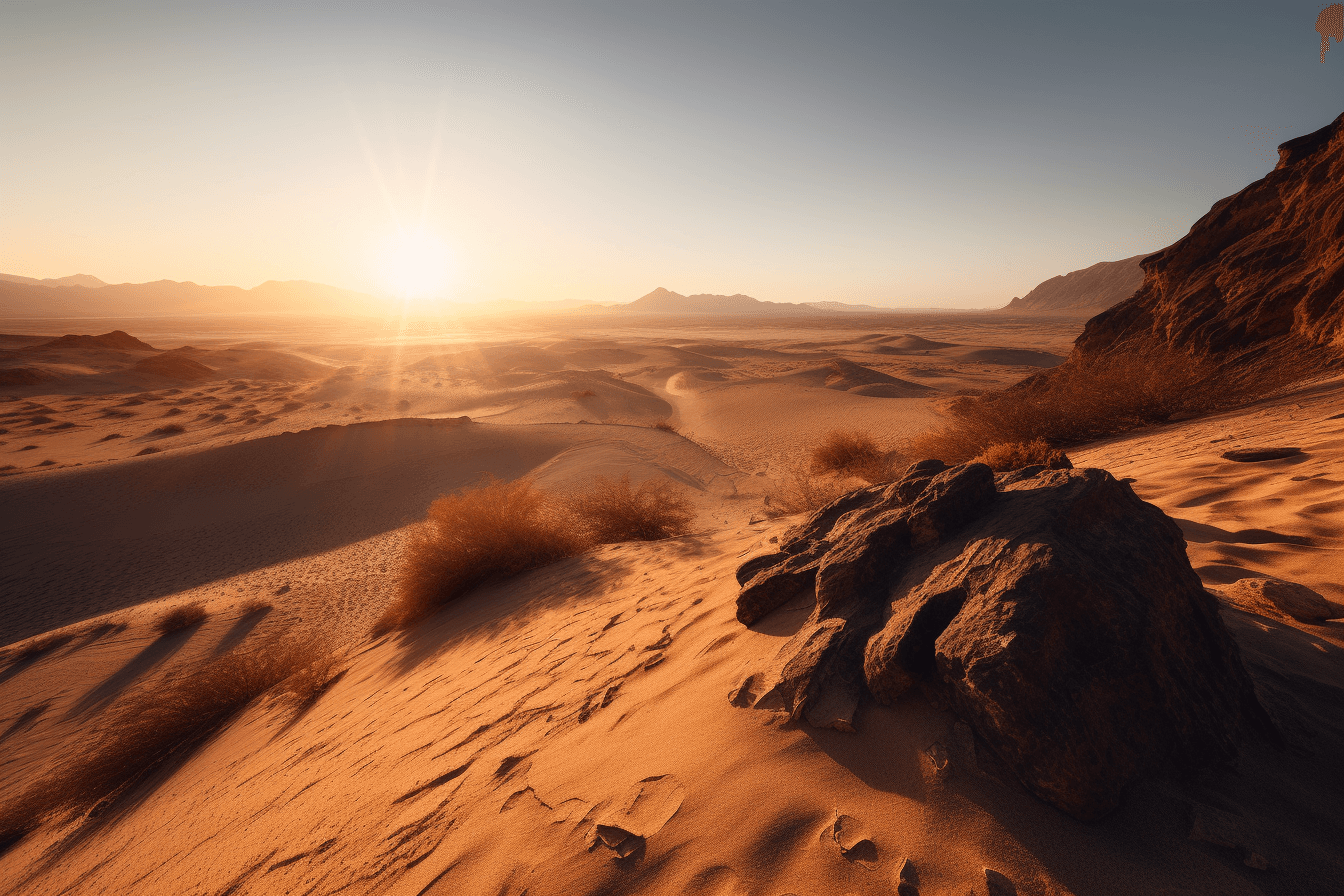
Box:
3, 317, 1341, 895
1073, 375, 1344, 606
0, 419, 743, 647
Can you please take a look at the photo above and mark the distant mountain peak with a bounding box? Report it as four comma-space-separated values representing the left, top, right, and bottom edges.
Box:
624, 288, 823, 315
0, 272, 107, 289
1003, 254, 1148, 316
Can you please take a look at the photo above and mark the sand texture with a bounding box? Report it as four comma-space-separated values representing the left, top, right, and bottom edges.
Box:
1, 314, 1341, 895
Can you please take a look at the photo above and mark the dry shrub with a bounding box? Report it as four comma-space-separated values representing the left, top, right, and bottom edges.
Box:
379, 474, 698, 633
766, 463, 853, 516
566, 474, 695, 544
149, 423, 186, 435
4, 632, 75, 670
376, 478, 591, 633
239, 598, 273, 616
810, 430, 894, 483
653, 420, 676, 432
570, 389, 596, 399
907, 348, 1304, 464
156, 603, 207, 635
971, 439, 1072, 472
0, 636, 326, 851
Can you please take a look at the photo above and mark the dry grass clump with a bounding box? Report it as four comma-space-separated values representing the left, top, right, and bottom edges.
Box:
239, 597, 273, 616
156, 603, 208, 635
376, 478, 591, 633
0, 636, 327, 851
971, 439, 1072, 472
570, 389, 597, 399
809, 430, 894, 483
907, 348, 1301, 464
566, 474, 695, 544
149, 423, 186, 435
3, 632, 76, 670
379, 474, 698, 633
653, 420, 676, 432
763, 430, 900, 517
766, 463, 854, 516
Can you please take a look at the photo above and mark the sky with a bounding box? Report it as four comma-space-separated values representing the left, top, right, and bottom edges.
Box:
1, 1, 1341, 309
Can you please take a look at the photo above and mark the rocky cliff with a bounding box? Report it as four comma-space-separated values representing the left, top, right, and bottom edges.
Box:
1075, 112, 1344, 363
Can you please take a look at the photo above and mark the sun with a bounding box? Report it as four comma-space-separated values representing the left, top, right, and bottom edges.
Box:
378, 229, 453, 300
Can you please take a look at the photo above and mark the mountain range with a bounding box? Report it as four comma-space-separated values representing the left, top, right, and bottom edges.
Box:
621, 287, 901, 315
0, 277, 384, 317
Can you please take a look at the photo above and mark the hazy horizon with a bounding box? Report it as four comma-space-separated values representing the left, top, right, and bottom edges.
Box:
2, 1, 1341, 309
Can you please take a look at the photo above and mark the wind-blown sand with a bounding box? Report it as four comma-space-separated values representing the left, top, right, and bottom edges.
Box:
1, 314, 1340, 895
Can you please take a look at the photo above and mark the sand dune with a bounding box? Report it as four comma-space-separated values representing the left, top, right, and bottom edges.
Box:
0, 417, 738, 646
5, 371, 1343, 893
3, 313, 1341, 894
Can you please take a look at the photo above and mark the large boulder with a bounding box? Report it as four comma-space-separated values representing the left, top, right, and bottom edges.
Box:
735, 462, 1275, 819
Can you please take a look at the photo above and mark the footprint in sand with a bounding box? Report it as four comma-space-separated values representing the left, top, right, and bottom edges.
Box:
820, 811, 879, 868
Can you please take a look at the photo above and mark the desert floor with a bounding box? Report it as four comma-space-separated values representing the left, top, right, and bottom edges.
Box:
0, 311, 1340, 896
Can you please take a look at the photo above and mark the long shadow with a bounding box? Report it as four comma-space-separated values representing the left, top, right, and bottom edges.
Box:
0, 417, 566, 647
15, 697, 254, 882
382, 549, 650, 677
1176, 518, 1314, 546
0, 702, 50, 747
212, 606, 272, 656
0, 635, 75, 688
271, 669, 348, 739
67, 625, 200, 718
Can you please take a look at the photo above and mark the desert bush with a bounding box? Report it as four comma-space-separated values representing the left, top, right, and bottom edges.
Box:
566, 474, 695, 544
570, 389, 596, 399
376, 478, 591, 632
3, 632, 75, 669
766, 463, 854, 516
379, 474, 698, 633
239, 598, 273, 616
971, 439, 1072, 472
149, 423, 186, 435
653, 420, 676, 432
906, 348, 1302, 464
810, 430, 895, 483
156, 603, 207, 635
0, 636, 325, 851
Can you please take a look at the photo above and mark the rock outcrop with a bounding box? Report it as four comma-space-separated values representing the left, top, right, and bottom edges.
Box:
734, 462, 1274, 819
1075, 112, 1344, 364
1218, 577, 1340, 624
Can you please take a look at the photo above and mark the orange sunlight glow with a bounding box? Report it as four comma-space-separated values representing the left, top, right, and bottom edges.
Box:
378, 229, 453, 300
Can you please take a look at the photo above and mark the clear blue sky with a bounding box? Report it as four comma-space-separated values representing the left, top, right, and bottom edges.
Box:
1, 1, 1340, 307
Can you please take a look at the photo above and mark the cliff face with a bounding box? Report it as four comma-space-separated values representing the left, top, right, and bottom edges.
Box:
1004, 254, 1146, 316
1075, 112, 1344, 362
